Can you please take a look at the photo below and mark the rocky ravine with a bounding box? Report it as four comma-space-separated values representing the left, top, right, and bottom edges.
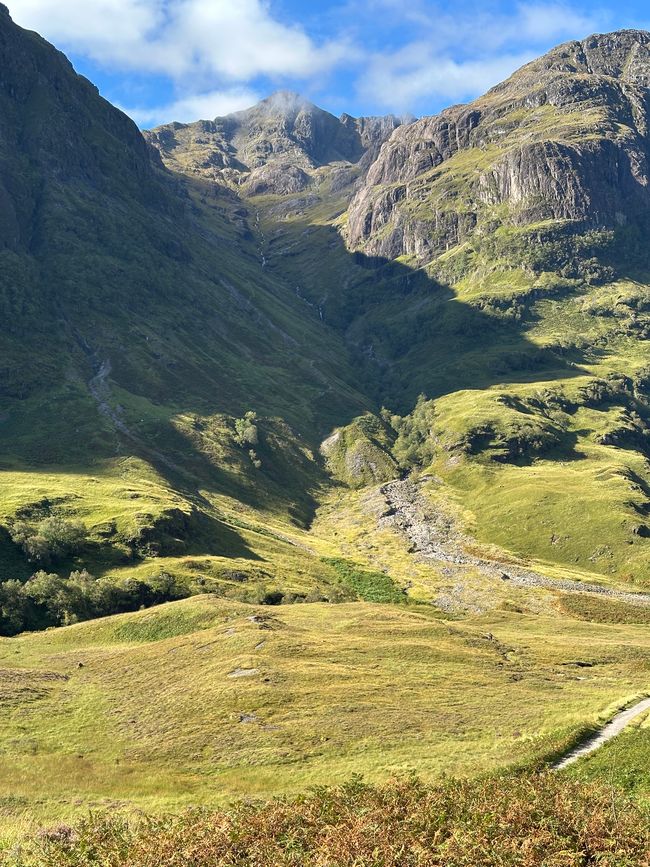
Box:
379, 477, 650, 606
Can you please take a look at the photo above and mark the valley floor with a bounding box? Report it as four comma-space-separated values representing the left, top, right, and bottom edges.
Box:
0, 467, 649, 850
0, 588, 649, 847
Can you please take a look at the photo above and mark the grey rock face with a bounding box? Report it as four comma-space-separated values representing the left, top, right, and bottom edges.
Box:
246, 163, 312, 196
346, 30, 650, 261
145, 92, 404, 196
340, 112, 408, 169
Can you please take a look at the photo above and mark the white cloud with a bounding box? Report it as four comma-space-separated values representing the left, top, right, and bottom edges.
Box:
8, 0, 615, 122
359, 48, 537, 110
164, 1, 347, 81
10, 0, 164, 63
355, 1, 609, 112
515, 3, 604, 42
9, 0, 345, 80
123, 87, 260, 126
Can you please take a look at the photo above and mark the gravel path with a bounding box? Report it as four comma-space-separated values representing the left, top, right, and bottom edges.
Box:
378, 478, 650, 606
553, 697, 650, 769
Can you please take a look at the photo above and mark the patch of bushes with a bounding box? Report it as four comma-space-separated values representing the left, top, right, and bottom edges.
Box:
0, 570, 190, 635
323, 557, 405, 604
634, 366, 650, 398
9, 516, 87, 566
577, 373, 634, 408
468, 415, 568, 463
20, 773, 650, 866
232, 412, 263, 468
478, 226, 617, 284
233, 411, 259, 447
390, 395, 438, 468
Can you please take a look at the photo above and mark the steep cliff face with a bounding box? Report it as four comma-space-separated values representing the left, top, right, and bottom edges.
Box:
145, 92, 404, 195
0, 6, 375, 496
347, 30, 650, 261
0, 2, 158, 255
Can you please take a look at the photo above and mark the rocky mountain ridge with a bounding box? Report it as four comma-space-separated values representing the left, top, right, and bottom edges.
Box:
145, 91, 406, 196
346, 29, 650, 261
0, 7, 647, 604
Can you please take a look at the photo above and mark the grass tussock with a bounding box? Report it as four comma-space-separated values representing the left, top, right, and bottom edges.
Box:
16, 774, 650, 867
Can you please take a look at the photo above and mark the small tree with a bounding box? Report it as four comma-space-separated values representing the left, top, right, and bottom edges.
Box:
39, 516, 87, 558
23, 571, 85, 626
234, 411, 259, 447
0, 579, 32, 635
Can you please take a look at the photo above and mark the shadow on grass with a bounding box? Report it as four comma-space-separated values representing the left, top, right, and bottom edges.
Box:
118, 222, 591, 527
0, 175, 598, 555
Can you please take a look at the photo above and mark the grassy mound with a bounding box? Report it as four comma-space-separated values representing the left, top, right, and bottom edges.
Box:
560, 594, 650, 625
16, 774, 650, 866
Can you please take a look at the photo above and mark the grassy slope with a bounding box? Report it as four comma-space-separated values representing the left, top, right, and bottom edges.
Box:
416, 277, 650, 586
247, 175, 650, 589
0, 594, 649, 844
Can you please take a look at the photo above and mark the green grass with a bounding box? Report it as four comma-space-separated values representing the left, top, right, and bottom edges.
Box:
568, 723, 650, 798
559, 594, 650, 624
0, 595, 650, 846
439, 445, 650, 584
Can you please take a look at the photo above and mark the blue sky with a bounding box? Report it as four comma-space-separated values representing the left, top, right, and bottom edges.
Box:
8, 0, 650, 127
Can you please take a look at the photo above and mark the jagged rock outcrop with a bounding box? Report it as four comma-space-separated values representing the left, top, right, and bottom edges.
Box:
145, 92, 404, 195
347, 30, 650, 260
340, 112, 414, 169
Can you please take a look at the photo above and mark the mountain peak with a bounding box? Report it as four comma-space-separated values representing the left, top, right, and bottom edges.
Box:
347, 26, 650, 261
147, 91, 405, 186
226, 91, 334, 130
579, 27, 650, 50
257, 90, 320, 115
510, 27, 650, 88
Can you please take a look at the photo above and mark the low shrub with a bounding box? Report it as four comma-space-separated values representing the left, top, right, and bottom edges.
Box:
323, 557, 406, 604
18, 773, 650, 866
